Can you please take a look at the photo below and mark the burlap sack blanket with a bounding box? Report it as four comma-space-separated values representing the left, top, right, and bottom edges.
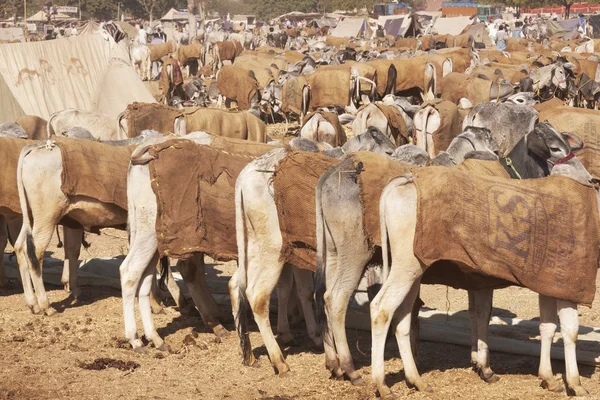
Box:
421, 99, 462, 154
392, 57, 428, 92
413, 167, 600, 305
236, 58, 279, 89
395, 38, 418, 50
0, 138, 33, 215
281, 50, 305, 64
505, 38, 529, 52
147, 41, 176, 62
216, 65, 259, 110
182, 108, 267, 142
158, 58, 183, 102
320, 62, 376, 92
325, 36, 350, 48
254, 46, 285, 54
126, 102, 182, 137
148, 139, 274, 260
369, 59, 394, 97
436, 48, 472, 73
419, 35, 435, 51
375, 104, 410, 145
349, 152, 414, 247
273, 151, 340, 271
15, 115, 48, 140
217, 41, 242, 62
302, 111, 347, 146
56, 138, 134, 211
434, 34, 455, 48
307, 70, 351, 109
285, 28, 299, 38
453, 33, 473, 49
423, 54, 450, 95
175, 43, 202, 65
442, 73, 492, 105
282, 76, 309, 115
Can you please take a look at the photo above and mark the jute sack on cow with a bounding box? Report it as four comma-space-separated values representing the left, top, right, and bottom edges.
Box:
413, 166, 600, 305
273, 150, 340, 271
175, 43, 202, 65
0, 138, 34, 215
148, 41, 176, 62
217, 41, 242, 61
148, 139, 275, 260
369, 59, 394, 97
395, 38, 418, 50
436, 48, 472, 73
235, 58, 279, 89
302, 110, 347, 146
421, 99, 463, 154
375, 104, 410, 146
281, 50, 305, 64
442, 73, 492, 106
56, 137, 134, 212
453, 33, 473, 49
182, 108, 267, 142
216, 65, 259, 110
423, 54, 451, 95
307, 70, 351, 109
392, 57, 428, 92
325, 36, 350, 48
126, 102, 181, 137
282, 76, 309, 115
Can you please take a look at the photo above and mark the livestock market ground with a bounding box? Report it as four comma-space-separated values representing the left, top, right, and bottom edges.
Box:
2, 125, 600, 400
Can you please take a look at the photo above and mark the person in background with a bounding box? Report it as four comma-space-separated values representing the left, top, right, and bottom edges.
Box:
70, 23, 77, 36
156, 26, 166, 42
495, 24, 507, 51
579, 13, 587, 35
512, 20, 523, 38
376, 24, 384, 38
138, 24, 147, 44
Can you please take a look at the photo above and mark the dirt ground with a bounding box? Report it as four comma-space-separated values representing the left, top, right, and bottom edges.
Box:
2, 123, 600, 400
2, 229, 600, 400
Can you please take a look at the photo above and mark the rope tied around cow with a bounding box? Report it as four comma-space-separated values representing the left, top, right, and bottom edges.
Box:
500, 157, 523, 180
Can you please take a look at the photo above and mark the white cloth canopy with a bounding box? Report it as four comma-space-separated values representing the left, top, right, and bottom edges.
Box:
0, 32, 156, 123
432, 16, 474, 36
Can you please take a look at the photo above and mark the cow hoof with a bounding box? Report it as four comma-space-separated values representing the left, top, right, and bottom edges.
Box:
133, 346, 147, 354
214, 326, 229, 338
29, 304, 42, 315
478, 368, 500, 383
44, 307, 57, 317
541, 379, 564, 393
157, 343, 171, 352
278, 365, 292, 377
567, 385, 589, 397
351, 376, 365, 386
412, 379, 433, 393
375, 386, 396, 400
63, 283, 71, 293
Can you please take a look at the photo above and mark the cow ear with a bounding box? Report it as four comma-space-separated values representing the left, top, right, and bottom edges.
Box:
562, 132, 584, 151
531, 61, 544, 68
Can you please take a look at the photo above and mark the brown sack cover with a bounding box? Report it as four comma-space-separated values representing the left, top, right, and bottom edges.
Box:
325, 36, 350, 47
395, 38, 418, 50
307, 70, 351, 109
392, 57, 428, 92
423, 54, 450, 95
182, 108, 267, 142
158, 58, 183, 102
419, 35, 435, 51
422, 99, 462, 154
351, 152, 413, 247
175, 43, 202, 65
147, 41, 176, 62
216, 41, 242, 62
281, 50, 305, 64
282, 76, 309, 115
273, 151, 339, 271
414, 167, 600, 305
216, 65, 259, 110
369, 59, 394, 97
442, 73, 492, 106
466, 76, 494, 105
15, 115, 48, 140
454, 34, 473, 48
0, 138, 33, 215
149, 139, 274, 260
126, 102, 182, 137
56, 138, 134, 210
436, 48, 472, 73
375, 104, 410, 145
302, 111, 347, 146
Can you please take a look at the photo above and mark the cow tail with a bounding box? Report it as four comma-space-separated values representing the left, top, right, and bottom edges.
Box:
158, 257, 169, 291
16, 145, 39, 272
46, 112, 58, 138
314, 173, 328, 337
234, 178, 252, 365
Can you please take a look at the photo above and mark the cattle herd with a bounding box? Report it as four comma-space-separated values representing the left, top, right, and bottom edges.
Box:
3, 19, 600, 398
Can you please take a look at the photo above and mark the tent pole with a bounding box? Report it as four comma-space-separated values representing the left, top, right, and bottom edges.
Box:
24, 0, 27, 23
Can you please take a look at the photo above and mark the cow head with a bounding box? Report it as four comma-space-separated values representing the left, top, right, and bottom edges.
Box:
343, 126, 396, 156
529, 122, 583, 165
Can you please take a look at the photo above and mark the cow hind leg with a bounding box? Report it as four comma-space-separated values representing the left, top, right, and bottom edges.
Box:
538, 295, 562, 392
276, 264, 295, 344
63, 227, 83, 302
245, 248, 289, 374
293, 267, 321, 347
0, 218, 8, 287
177, 255, 228, 338
14, 226, 38, 312
28, 219, 59, 315
558, 300, 587, 396
138, 256, 170, 351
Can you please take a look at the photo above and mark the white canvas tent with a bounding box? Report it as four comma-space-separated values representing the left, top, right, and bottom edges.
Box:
0, 27, 25, 42
432, 16, 473, 36
27, 10, 73, 22
0, 32, 156, 123
329, 17, 373, 39
160, 8, 188, 21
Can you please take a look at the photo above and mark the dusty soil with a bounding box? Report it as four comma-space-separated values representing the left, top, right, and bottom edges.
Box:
2, 230, 600, 400
2, 124, 600, 399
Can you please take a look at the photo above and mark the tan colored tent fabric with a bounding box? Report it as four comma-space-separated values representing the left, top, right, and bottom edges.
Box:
0, 32, 155, 123
0, 138, 33, 216
56, 137, 134, 211
148, 139, 273, 260
414, 166, 600, 306
273, 150, 340, 271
